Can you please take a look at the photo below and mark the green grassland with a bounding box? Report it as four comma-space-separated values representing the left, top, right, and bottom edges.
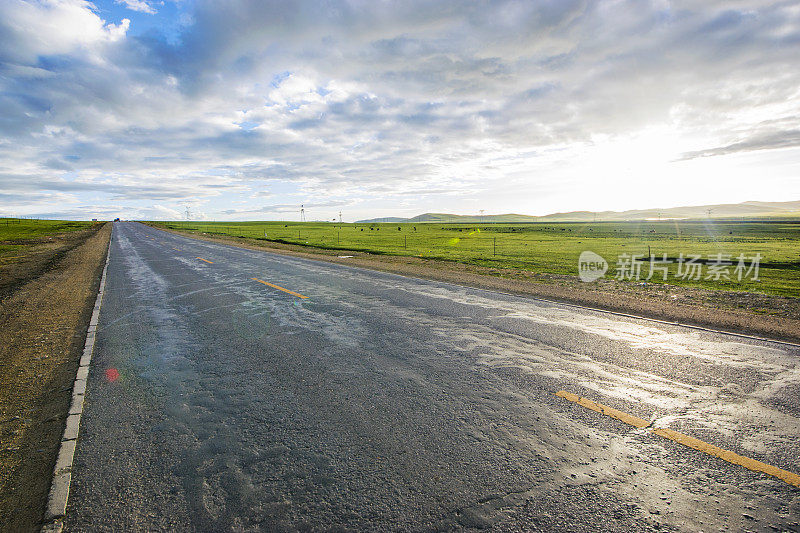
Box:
149, 219, 800, 297
0, 218, 96, 259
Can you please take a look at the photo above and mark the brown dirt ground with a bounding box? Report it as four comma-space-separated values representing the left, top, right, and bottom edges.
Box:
151, 226, 800, 345
0, 223, 110, 533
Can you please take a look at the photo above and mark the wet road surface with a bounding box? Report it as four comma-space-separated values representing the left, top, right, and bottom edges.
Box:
65, 222, 800, 531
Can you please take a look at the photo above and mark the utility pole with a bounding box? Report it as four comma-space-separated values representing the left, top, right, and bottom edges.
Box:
300, 204, 306, 222
185, 206, 191, 220
339, 211, 342, 224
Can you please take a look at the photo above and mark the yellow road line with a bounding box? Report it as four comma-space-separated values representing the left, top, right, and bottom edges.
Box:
651, 427, 800, 488
196, 257, 214, 264
173, 247, 182, 251
556, 390, 650, 428
556, 390, 800, 488
251, 277, 308, 299
0, 255, 25, 261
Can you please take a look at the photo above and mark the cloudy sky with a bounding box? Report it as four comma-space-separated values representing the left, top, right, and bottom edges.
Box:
1, 0, 799, 221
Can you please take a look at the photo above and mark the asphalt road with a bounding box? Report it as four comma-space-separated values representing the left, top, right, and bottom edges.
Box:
65, 222, 800, 531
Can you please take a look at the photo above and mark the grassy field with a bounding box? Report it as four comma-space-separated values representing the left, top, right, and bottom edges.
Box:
148, 220, 800, 297
0, 218, 96, 258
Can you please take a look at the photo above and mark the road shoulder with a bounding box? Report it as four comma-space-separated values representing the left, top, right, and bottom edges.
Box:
0, 223, 111, 532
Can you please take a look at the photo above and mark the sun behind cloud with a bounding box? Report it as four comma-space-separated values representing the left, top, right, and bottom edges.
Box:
0, 1, 798, 220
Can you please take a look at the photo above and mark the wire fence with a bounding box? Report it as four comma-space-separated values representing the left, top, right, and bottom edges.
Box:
162, 222, 560, 265
152, 221, 800, 296
1, 218, 31, 225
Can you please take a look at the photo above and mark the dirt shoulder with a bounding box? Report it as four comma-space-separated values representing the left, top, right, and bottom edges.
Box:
0, 224, 103, 302
149, 224, 800, 344
0, 223, 111, 533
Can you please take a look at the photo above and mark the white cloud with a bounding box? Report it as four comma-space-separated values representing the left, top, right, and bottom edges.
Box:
1, 0, 799, 220
116, 0, 158, 15
0, 1, 129, 64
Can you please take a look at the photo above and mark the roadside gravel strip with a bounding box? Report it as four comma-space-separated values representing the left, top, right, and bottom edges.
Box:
40, 226, 112, 533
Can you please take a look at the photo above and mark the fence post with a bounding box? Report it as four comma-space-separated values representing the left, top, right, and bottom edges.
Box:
493, 236, 496, 256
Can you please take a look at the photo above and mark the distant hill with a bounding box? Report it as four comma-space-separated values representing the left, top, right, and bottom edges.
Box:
355, 216, 408, 223
357, 213, 543, 223
407, 213, 541, 223
355, 200, 800, 223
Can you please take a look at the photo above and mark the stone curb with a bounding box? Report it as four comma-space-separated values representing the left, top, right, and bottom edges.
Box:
40, 224, 113, 533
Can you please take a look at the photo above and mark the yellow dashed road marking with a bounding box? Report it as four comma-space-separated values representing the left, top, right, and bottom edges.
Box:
556, 390, 800, 488
251, 278, 308, 299
556, 390, 650, 428
196, 257, 214, 264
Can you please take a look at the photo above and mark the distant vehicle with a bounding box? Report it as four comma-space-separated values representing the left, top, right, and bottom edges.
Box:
114, 218, 120, 221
